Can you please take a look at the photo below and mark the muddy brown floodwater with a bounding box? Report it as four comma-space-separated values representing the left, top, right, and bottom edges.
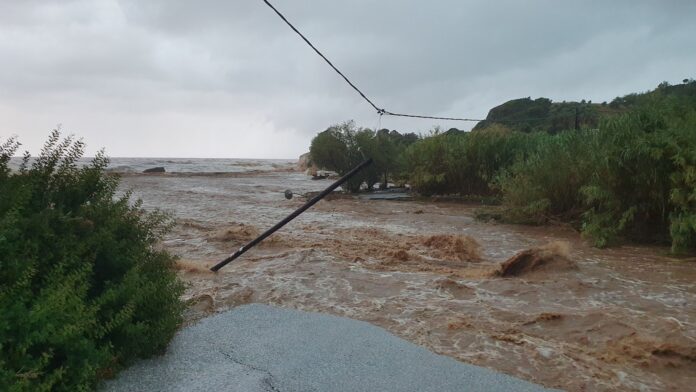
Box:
120, 169, 696, 392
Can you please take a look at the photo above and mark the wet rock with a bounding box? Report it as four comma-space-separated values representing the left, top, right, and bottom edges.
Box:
143, 166, 165, 173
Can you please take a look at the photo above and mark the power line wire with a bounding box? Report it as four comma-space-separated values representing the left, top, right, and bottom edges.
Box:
260, 0, 595, 125
261, 0, 383, 114
384, 111, 485, 122
261, 0, 485, 121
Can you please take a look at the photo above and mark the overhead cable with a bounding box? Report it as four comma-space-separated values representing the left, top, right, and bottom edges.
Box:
260, 0, 594, 125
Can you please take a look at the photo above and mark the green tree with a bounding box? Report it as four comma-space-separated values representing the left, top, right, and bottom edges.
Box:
309, 122, 415, 192
309, 121, 366, 192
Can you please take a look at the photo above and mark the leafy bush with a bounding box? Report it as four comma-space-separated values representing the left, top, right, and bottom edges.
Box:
400, 129, 453, 196
0, 131, 184, 391
404, 125, 537, 196
495, 129, 599, 224
579, 98, 696, 250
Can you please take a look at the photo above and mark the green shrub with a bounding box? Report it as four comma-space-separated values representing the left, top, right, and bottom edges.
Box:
401, 129, 453, 196
404, 125, 537, 196
0, 130, 185, 391
495, 130, 599, 223
578, 109, 672, 246
579, 99, 696, 249
669, 111, 696, 252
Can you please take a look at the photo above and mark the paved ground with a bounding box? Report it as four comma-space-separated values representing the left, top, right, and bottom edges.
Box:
101, 304, 558, 392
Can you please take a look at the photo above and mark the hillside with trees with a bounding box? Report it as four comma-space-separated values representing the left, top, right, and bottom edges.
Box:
473, 78, 695, 134
472, 97, 605, 133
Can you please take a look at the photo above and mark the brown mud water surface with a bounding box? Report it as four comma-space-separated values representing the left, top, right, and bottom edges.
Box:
119, 168, 696, 392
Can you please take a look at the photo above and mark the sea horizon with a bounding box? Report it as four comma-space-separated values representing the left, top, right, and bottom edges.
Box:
8, 156, 299, 174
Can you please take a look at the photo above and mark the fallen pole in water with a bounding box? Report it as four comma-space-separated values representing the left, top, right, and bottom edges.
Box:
211, 158, 373, 272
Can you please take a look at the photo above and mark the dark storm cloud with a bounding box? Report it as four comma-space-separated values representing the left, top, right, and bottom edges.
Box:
1, 0, 695, 157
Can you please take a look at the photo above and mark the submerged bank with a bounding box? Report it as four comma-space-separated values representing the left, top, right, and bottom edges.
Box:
120, 168, 696, 392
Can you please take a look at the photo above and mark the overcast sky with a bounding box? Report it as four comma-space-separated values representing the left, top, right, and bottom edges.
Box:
1, 0, 694, 158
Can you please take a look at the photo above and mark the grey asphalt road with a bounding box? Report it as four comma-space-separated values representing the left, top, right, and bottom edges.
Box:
101, 304, 559, 392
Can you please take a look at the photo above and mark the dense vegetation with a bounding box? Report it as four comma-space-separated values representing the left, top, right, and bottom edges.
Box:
308, 80, 696, 252
0, 131, 184, 391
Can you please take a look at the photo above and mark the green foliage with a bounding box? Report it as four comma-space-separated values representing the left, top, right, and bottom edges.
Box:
610, 79, 696, 109
309, 121, 416, 192
669, 112, 696, 252
424, 79, 696, 251
578, 110, 672, 246
404, 125, 537, 196
498, 86, 696, 251
306, 80, 696, 252
495, 129, 599, 223
0, 130, 185, 391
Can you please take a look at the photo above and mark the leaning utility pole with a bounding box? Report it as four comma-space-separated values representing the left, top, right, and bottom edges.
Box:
210, 158, 373, 272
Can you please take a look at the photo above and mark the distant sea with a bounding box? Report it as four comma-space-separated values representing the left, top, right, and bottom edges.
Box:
7, 157, 297, 174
